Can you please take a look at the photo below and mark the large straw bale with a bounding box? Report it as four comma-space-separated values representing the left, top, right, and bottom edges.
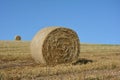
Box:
31, 27, 80, 65
15, 35, 21, 41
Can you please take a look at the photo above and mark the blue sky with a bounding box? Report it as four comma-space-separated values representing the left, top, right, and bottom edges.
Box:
0, 0, 120, 44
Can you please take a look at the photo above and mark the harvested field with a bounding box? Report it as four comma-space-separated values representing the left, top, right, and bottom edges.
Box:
0, 41, 120, 80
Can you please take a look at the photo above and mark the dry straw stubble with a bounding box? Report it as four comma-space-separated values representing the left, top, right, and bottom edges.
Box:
31, 27, 80, 65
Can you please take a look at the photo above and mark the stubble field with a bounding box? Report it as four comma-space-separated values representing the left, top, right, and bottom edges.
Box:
0, 41, 120, 80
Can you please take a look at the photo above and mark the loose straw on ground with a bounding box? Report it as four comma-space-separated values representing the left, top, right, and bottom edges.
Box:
31, 27, 80, 65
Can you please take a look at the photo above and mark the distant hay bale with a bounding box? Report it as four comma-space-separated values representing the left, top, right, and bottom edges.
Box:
31, 27, 80, 65
15, 35, 21, 41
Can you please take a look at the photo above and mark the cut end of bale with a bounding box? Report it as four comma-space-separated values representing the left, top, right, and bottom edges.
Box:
31, 27, 80, 65
15, 35, 21, 41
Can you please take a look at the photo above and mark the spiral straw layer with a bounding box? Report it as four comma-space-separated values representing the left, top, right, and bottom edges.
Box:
31, 27, 80, 65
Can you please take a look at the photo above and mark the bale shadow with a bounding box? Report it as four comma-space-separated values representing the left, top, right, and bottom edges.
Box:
72, 58, 93, 65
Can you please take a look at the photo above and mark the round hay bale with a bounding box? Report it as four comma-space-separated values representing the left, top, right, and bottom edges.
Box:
15, 35, 21, 41
31, 27, 80, 65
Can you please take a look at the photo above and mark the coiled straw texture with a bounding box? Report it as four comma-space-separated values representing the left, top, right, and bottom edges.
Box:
31, 27, 80, 65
